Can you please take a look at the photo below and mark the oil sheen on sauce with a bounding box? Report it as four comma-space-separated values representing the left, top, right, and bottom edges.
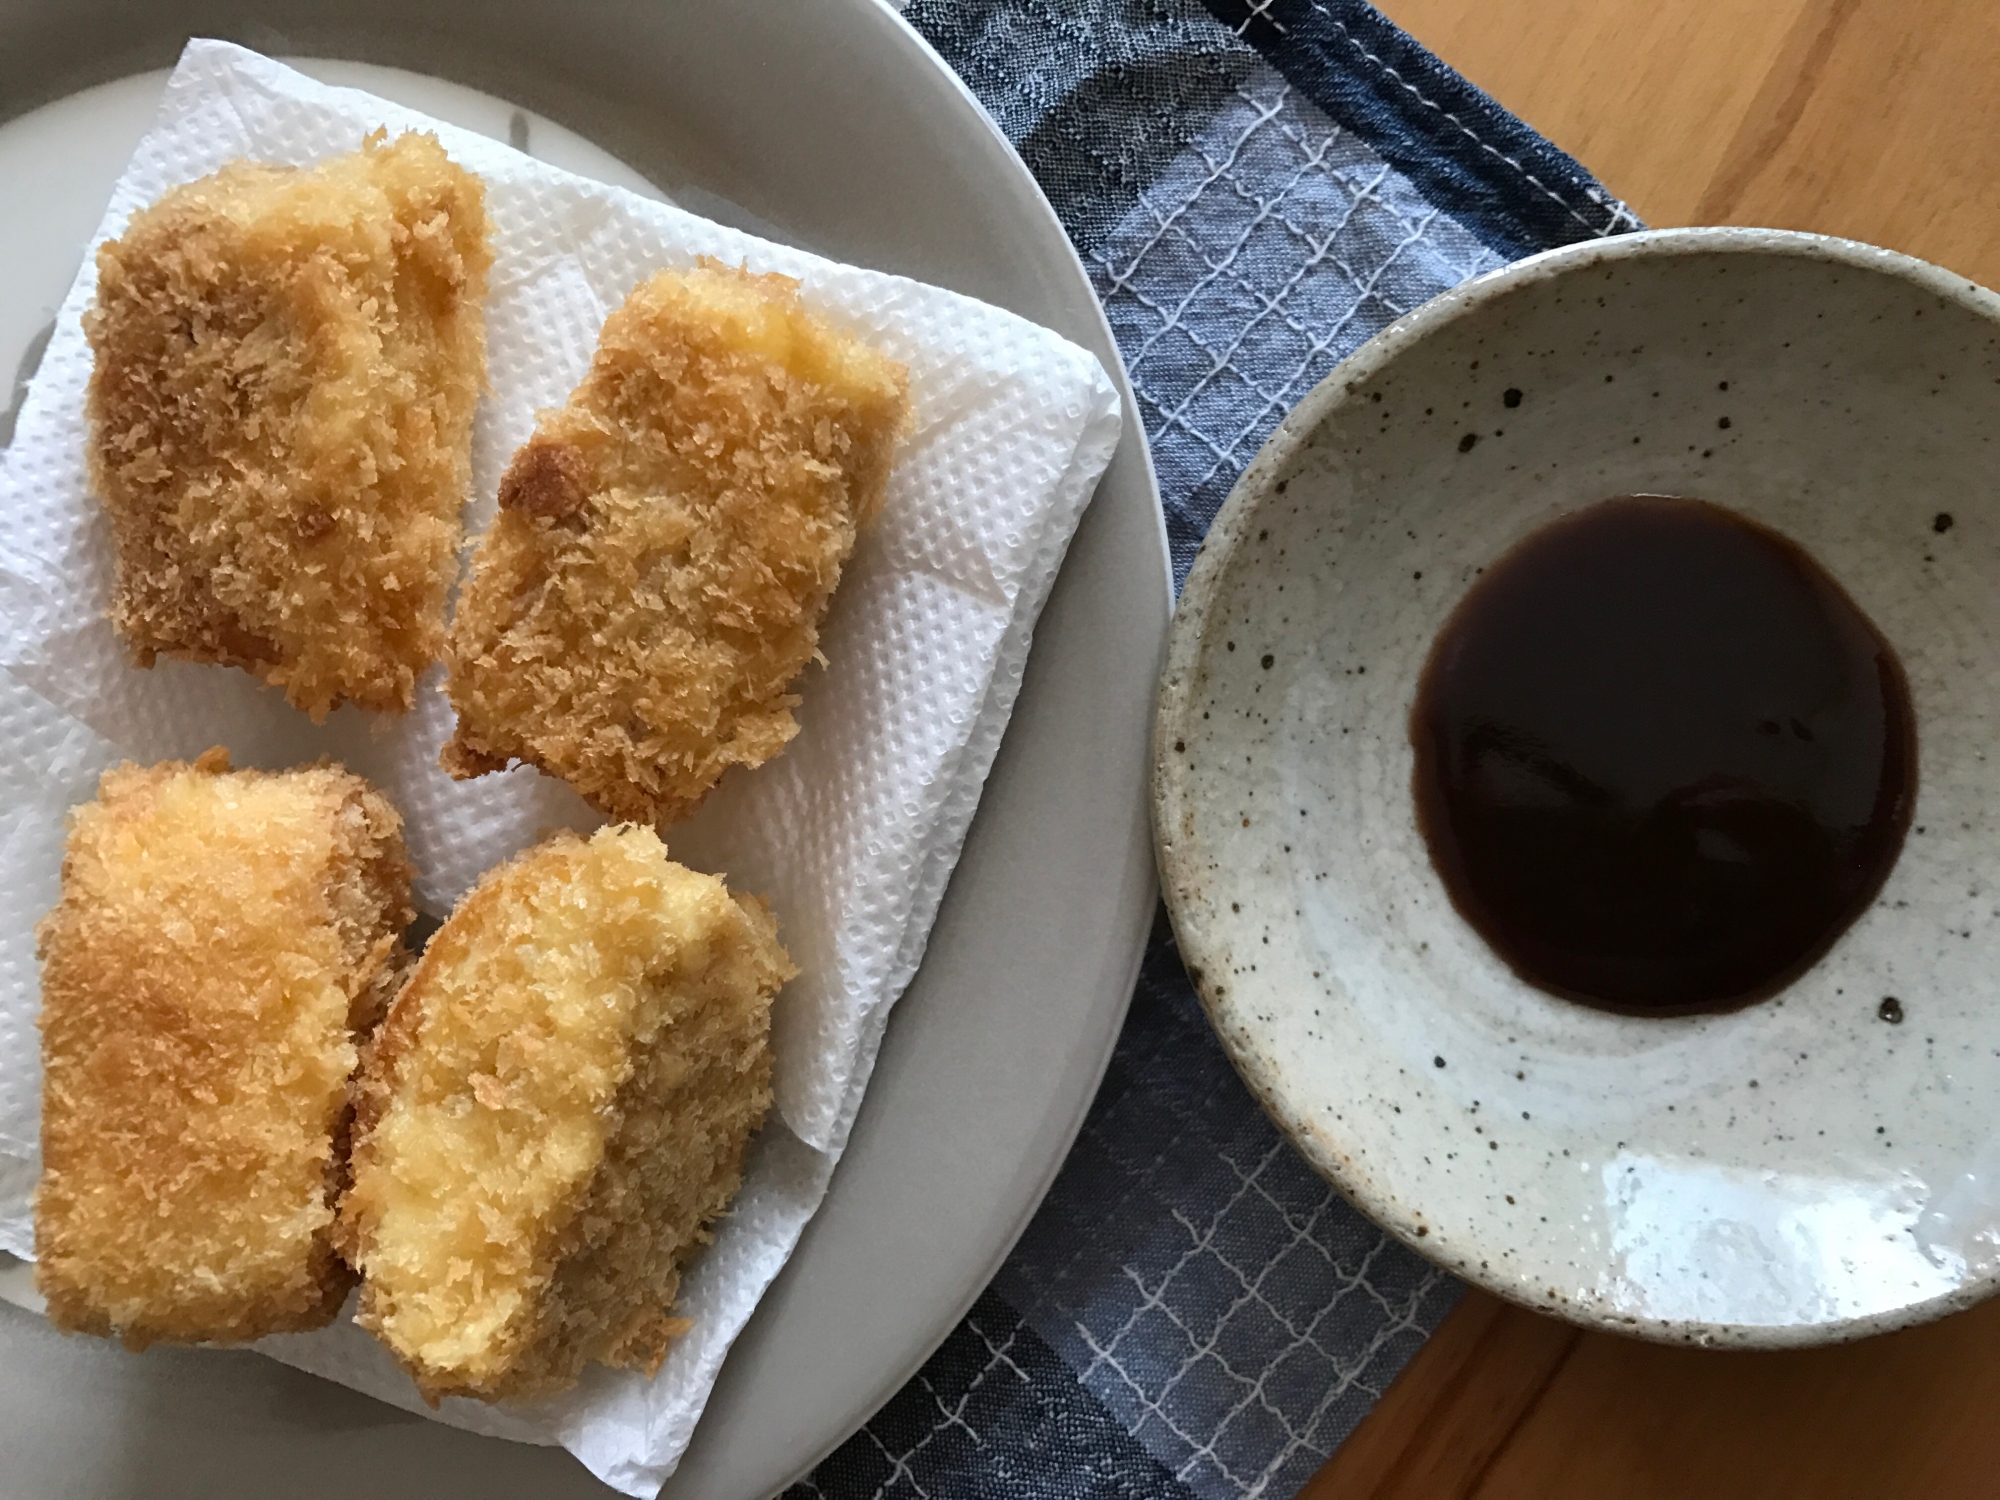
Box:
1409, 495, 1916, 1017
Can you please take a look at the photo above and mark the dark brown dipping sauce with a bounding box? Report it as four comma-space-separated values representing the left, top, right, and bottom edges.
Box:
1410, 495, 1916, 1016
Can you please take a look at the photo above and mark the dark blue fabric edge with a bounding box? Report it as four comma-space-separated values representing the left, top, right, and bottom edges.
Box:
1199, 0, 1637, 260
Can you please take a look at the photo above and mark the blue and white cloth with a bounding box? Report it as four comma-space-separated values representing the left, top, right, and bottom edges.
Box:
793, 4, 1636, 1496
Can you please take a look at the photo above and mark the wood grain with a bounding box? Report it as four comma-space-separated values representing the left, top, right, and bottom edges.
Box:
1297, 2, 2000, 1495
1468, 1295, 2000, 1499
1310, 1288, 2000, 1499
1300, 1292, 1580, 1500
1377, 0, 2000, 286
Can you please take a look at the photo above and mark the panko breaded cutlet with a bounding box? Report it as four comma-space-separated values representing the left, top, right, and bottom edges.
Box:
34, 749, 412, 1348
441, 261, 910, 824
339, 824, 793, 1404
86, 131, 491, 720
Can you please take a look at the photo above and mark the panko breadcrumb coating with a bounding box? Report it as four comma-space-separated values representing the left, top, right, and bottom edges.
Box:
86, 131, 492, 719
34, 749, 412, 1348
340, 824, 792, 1404
441, 261, 909, 823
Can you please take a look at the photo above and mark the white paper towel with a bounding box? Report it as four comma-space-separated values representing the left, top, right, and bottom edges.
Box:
0, 40, 1121, 1495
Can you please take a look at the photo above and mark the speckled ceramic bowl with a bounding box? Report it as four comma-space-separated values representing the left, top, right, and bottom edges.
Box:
1155, 227, 2000, 1347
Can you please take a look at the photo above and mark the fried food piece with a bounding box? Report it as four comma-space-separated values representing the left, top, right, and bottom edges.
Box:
442, 261, 909, 823
34, 749, 412, 1348
86, 131, 492, 719
340, 824, 792, 1403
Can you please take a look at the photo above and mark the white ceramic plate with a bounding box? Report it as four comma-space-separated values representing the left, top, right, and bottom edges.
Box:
0, 5, 1168, 1496
1156, 228, 2000, 1349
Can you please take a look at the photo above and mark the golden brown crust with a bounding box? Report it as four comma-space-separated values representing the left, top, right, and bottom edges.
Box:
340, 825, 793, 1403
441, 261, 910, 823
33, 751, 412, 1348
497, 439, 592, 522
85, 131, 492, 720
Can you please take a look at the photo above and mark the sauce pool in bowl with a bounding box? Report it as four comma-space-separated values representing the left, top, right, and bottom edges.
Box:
1409, 494, 1916, 1017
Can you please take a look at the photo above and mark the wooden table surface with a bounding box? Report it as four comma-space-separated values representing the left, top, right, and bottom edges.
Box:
1296, 3, 2000, 1495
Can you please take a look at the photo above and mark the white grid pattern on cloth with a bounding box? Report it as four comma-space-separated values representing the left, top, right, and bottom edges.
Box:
994, 919, 1462, 1500
1092, 59, 1502, 581
786, 1315, 1031, 1500
1005, 63, 1493, 1498
786, 1290, 1182, 1500
1229, 0, 1289, 39
1029, 1129, 1456, 1499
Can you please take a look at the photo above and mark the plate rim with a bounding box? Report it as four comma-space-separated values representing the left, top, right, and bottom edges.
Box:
0, 2, 1173, 1491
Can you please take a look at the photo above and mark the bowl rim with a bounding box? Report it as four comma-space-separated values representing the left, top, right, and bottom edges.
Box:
1152, 224, 2000, 1349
